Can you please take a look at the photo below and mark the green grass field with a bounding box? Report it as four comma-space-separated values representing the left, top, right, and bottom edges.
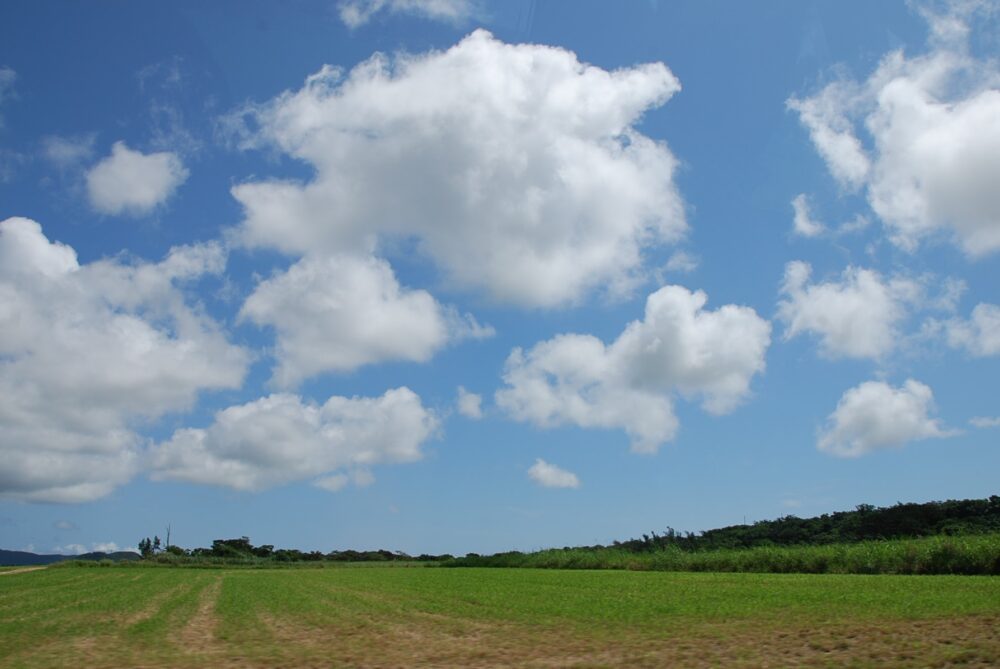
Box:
1, 565, 999, 668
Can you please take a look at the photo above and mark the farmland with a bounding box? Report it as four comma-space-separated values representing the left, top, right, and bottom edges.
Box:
2, 565, 999, 668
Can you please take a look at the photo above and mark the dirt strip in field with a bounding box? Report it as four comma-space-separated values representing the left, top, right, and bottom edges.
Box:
176, 577, 223, 659
0, 567, 46, 576
124, 582, 192, 626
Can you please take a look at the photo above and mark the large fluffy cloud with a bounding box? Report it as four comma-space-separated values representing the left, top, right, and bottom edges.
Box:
150, 387, 437, 491
86, 141, 189, 216
496, 285, 771, 453
0, 217, 250, 502
817, 379, 953, 457
789, 3, 1000, 256
230, 30, 685, 307
498, 333, 680, 452
338, 0, 475, 28
777, 261, 921, 360
240, 253, 490, 387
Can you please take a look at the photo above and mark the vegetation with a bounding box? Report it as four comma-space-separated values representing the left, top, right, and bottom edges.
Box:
3, 497, 997, 666
2, 565, 999, 667
609, 496, 1000, 552
448, 533, 1000, 575
119, 496, 1000, 575
132, 535, 453, 567
442, 497, 1000, 575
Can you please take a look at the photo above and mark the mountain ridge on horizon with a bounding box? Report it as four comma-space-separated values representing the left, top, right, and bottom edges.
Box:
0, 549, 141, 566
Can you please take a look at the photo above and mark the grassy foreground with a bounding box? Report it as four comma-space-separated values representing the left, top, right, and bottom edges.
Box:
2, 566, 999, 668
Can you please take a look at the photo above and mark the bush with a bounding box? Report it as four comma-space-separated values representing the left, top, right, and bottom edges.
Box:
445, 534, 1000, 576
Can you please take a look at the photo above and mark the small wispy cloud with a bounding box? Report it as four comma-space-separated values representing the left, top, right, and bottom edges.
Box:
791, 194, 824, 238
0, 66, 17, 129
663, 250, 699, 274
528, 459, 580, 489
338, 0, 477, 28
41, 134, 96, 170
457, 386, 483, 419
54, 541, 122, 555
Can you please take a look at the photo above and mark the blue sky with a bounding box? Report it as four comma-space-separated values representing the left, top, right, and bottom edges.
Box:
1, 0, 998, 557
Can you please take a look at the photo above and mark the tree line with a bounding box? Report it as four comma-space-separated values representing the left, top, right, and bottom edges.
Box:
137, 535, 454, 563
613, 496, 1000, 553
137, 495, 1000, 564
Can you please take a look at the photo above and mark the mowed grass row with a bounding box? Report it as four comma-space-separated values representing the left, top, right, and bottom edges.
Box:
452, 533, 1000, 575
2, 566, 1000, 667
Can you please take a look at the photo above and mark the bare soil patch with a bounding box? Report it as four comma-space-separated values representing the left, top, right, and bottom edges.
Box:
193, 604, 1000, 668
0, 567, 46, 576
176, 577, 222, 658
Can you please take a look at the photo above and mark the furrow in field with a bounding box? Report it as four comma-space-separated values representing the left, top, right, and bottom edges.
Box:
124, 582, 192, 627
176, 576, 223, 659
0, 567, 46, 576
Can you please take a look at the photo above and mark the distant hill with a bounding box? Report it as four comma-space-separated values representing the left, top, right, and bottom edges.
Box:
0, 549, 141, 566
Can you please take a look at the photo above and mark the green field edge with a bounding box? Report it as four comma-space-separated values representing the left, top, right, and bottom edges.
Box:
20, 533, 1000, 576
446, 533, 1000, 575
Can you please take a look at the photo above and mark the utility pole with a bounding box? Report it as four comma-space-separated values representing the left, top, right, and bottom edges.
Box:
165, 524, 171, 549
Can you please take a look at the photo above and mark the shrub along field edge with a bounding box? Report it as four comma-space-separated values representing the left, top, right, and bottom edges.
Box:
446, 533, 1000, 575
45, 533, 1000, 575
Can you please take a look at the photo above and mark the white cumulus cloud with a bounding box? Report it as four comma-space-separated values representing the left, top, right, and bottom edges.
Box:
818, 379, 953, 457
86, 141, 189, 216
0, 217, 250, 503
151, 388, 437, 491
787, 80, 871, 191
527, 459, 580, 489
777, 261, 921, 360
338, 0, 476, 28
239, 253, 488, 387
970, 416, 1000, 429
456, 386, 483, 419
789, 3, 1000, 256
943, 303, 1000, 356
496, 285, 771, 453
229, 30, 685, 307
